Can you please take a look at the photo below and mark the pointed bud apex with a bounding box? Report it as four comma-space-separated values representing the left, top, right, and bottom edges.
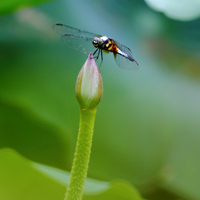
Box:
75, 53, 103, 109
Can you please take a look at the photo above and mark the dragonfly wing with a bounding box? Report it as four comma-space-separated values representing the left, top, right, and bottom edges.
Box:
53, 23, 101, 38
114, 40, 139, 71
53, 23, 101, 54
60, 34, 96, 54
114, 54, 139, 71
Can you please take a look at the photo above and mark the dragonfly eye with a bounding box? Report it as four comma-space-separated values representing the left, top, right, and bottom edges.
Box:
92, 39, 99, 47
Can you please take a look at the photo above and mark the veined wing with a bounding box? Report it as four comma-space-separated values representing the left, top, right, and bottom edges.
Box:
60, 34, 96, 54
114, 40, 139, 71
53, 23, 101, 54
53, 23, 101, 38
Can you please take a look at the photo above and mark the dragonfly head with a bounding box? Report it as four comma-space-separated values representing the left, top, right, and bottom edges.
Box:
92, 37, 102, 48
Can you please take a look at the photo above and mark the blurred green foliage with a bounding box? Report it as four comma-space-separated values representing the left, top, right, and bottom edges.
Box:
0, 0, 200, 200
0, 0, 52, 15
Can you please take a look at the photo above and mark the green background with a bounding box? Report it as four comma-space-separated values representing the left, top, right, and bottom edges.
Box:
0, 0, 200, 199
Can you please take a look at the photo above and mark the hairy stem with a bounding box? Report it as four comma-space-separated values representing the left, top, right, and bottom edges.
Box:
64, 108, 97, 200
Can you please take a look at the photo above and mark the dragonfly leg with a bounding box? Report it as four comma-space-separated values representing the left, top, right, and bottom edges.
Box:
93, 49, 98, 57
99, 50, 103, 67
93, 49, 101, 60
93, 49, 103, 67
96, 49, 100, 60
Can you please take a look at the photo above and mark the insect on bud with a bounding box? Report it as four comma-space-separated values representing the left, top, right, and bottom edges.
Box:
75, 52, 103, 109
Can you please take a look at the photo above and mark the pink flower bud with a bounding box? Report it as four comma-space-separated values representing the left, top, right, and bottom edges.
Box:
75, 53, 103, 109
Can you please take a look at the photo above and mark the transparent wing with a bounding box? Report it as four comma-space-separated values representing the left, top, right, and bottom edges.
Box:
114, 40, 139, 71
60, 34, 96, 54
53, 23, 101, 38
53, 23, 101, 54
114, 54, 138, 71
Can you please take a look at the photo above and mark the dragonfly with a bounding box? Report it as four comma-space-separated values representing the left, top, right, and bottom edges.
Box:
53, 23, 139, 71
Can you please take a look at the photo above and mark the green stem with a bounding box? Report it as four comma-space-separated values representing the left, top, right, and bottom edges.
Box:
64, 108, 97, 200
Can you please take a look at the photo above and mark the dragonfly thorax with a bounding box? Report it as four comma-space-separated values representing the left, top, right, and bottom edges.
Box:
92, 36, 114, 52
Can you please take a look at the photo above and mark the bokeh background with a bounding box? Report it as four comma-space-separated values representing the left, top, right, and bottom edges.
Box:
1, 0, 200, 199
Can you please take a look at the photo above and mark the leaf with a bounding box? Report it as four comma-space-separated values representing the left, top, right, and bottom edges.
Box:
0, 148, 143, 200
0, 148, 66, 200
33, 162, 110, 193
0, 97, 70, 170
